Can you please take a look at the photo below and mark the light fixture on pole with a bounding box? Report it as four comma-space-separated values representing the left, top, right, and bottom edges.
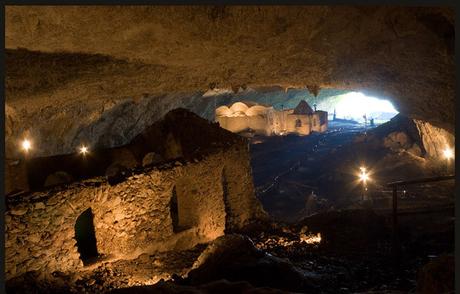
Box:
358, 166, 370, 201
79, 145, 89, 156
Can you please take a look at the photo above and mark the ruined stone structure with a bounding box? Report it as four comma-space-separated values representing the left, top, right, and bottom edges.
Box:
5, 109, 266, 280
215, 101, 328, 136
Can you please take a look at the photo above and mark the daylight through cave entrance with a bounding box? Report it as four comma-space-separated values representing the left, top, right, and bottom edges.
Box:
74, 208, 99, 265
318, 91, 399, 124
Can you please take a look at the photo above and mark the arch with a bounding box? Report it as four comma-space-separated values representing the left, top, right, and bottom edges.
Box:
74, 208, 98, 265
295, 119, 302, 127
170, 180, 197, 233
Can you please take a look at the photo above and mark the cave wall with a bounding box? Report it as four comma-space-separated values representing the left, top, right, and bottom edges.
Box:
4, 6, 455, 159
5, 144, 266, 280
4, 84, 342, 159
414, 119, 455, 159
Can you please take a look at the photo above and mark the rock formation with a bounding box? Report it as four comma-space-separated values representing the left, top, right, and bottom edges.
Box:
5, 6, 454, 159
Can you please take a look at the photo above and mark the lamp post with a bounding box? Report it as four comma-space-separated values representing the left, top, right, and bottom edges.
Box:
359, 166, 369, 201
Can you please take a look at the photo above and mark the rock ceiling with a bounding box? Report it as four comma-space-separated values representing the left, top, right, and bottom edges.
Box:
5, 6, 455, 157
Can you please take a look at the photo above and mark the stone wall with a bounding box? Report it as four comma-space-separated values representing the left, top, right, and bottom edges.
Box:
217, 109, 328, 136
5, 144, 266, 280
284, 114, 311, 136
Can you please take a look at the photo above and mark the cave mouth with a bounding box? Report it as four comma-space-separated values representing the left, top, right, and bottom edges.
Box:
318, 91, 399, 124
74, 208, 99, 265
209, 87, 398, 127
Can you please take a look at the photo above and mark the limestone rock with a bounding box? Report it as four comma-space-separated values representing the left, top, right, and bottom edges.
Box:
383, 131, 412, 151
34, 202, 46, 210
110, 148, 138, 170
44, 171, 74, 188
4, 6, 455, 160
28, 233, 41, 243
10, 207, 28, 216
188, 234, 317, 292
142, 152, 164, 167
413, 119, 455, 158
407, 143, 422, 157
105, 164, 129, 186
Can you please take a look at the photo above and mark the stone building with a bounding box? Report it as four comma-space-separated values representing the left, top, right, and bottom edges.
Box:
5, 109, 266, 280
215, 100, 328, 136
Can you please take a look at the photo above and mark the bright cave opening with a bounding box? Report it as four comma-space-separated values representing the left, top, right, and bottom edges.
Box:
318, 91, 399, 124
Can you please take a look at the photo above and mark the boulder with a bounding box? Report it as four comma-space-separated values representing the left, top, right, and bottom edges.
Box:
110, 148, 138, 169
44, 171, 74, 188
10, 206, 28, 216
407, 143, 422, 157
142, 152, 164, 167
187, 234, 318, 292
105, 163, 130, 186
383, 131, 412, 151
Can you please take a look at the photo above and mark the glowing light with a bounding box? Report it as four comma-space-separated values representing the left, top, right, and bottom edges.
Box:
323, 91, 398, 123
443, 147, 454, 160
358, 166, 370, 183
79, 145, 89, 155
21, 139, 32, 152
359, 173, 369, 182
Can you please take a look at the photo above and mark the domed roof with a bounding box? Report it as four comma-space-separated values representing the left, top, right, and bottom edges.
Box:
245, 105, 269, 116
215, 105, 233, 117
230, 102, 250, 113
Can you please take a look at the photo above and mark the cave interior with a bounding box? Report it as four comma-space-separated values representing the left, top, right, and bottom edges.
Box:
4, 5, 455, 294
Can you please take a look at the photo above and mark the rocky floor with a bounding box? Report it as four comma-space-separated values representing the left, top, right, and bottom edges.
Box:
250, 119, 454, 223
6, 118, 454, 293
6, 204, 454, 293
6, 245, 207, 293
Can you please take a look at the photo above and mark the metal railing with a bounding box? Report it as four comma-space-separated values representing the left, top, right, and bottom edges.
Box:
386, 174, 455, 266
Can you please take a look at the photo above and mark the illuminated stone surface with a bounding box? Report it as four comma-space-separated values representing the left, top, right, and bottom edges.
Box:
5, 109, 267, 280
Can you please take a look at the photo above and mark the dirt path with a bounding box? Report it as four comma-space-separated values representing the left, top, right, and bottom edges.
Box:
250, 122, 368, 222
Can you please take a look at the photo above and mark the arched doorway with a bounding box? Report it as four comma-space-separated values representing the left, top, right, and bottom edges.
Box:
295, 119, 302, 128
74, 208, 98, 265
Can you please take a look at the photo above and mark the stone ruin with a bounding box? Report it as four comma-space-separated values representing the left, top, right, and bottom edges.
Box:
215, 100, 328, 136
5, 108, 267, 280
